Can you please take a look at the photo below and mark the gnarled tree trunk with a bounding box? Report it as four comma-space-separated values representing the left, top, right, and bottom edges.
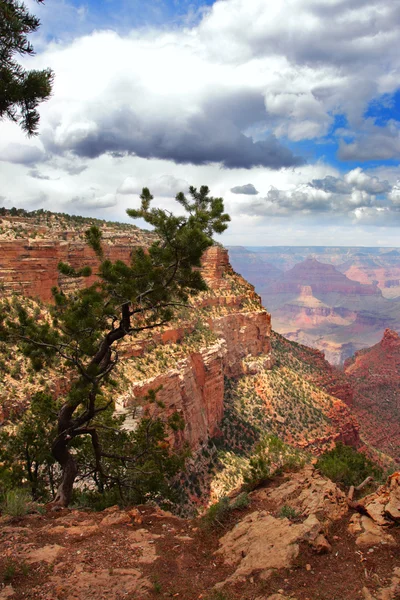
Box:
51, 435, 78, 507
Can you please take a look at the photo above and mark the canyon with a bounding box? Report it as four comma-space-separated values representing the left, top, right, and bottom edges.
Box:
2, 210, 400, 599
228, 246, 400, 365
2, 210, 400, 472
0, 211, 366, 491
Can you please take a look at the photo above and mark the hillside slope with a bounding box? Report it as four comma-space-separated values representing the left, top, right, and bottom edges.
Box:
344, 329, 400, 463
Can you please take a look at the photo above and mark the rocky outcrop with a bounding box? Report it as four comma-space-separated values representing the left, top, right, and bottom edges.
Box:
121, 309, 272, 448
0, 235, 148, 302
216, 467, 347, 585
348, 473, 400, 551
360, 472, 400, 525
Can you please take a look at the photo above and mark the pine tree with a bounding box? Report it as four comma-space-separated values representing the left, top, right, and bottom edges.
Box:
0, 186, 230, 506
0, 0, 53, 135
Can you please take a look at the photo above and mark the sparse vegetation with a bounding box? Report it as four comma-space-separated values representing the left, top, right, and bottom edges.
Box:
279, 504, 300, 519
1, 558, 29, 583
244, 434, 306, 489
201, 492, 250, 530
1, 489, 30, 518
316, 442, 383, 489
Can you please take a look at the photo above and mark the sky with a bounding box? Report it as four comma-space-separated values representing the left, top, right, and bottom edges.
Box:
1, 0, 400, 246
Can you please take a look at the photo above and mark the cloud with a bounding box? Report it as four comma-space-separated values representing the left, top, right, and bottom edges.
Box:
236, 168, 397, 224
2, 0, 400, 244
28, 169, 60, 181
230, 183, 259, 195
338, 121, 400, 161
310, 169, 391, 196
64, 162, 88, 176
0, 144, 45, 165
70, 191, 118, 210
118, 174, 189, 196
42, 88, 303, 169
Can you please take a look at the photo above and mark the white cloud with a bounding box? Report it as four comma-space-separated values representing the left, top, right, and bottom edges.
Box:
0, 143, 46, 165
71, 191, 118, 210
235, 168, 398, 224
118, 174, 189, 197
1, 0, 400, 245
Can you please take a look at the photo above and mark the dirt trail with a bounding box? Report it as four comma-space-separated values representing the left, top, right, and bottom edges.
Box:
0, 471, 399, 600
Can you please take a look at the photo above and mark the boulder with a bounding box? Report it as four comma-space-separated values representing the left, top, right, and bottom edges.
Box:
253, 466, 348, 522
348, 514, 395, 547
216, 511, 327, 584
361, 473, 400, 526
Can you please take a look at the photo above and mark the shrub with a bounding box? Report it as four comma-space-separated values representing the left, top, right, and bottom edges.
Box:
244, 434, 306, 489
316, 442, 383, 489
201, 492, 250, 530
230, 492, 250, 510
2, 490, 30, 518
2, 559, 29, 583
279, 504, 300, 519
201, 496, 230, 529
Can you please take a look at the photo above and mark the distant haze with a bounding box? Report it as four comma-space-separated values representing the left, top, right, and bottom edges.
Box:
228, 246, 400, 365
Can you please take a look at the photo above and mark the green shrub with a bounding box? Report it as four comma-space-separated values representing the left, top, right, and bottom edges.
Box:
244, 434, 306, 489
2, 559, 29, 583
316, 442, 383, 489
71, 488, 121, 512
2, 490, 30, 517
201, 496, 230, 529
279, 504, 300, 519
230, 492, 250, 510
201, 492, 250, 530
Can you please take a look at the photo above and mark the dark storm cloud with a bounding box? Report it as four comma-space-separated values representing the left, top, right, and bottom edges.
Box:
231, 183, 259, 195
43, 98, 304, 170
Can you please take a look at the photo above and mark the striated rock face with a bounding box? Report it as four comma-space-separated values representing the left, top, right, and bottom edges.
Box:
124, 341, 227, 447
0, 231, 240, 303
210, 311, 271, 378
343, 329, 400, 462
0, 235, 148, 302
121, 309, 272, 448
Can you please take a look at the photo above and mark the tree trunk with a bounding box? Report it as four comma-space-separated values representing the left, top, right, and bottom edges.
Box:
51, 437, 78, 507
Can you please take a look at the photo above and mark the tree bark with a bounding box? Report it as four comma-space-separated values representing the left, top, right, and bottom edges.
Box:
51, 436, 78, 507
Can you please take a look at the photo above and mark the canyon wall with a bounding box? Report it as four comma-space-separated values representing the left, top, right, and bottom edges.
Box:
119, 303, 272, 448
0, 234, 151, 302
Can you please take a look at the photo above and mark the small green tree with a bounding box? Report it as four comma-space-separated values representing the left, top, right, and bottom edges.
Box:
0, 392, 58, 500
0, 0, 54, 134
316, 442, 382, 489
0, 186, 230, 506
